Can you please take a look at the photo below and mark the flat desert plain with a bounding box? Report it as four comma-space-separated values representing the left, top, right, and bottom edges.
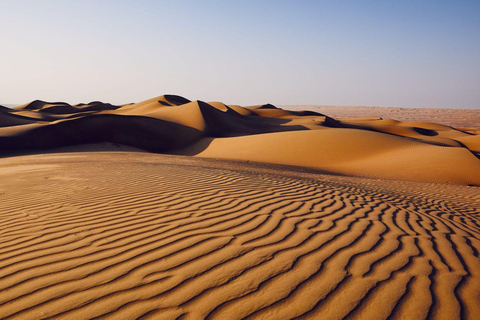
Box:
0, 95, 479, 319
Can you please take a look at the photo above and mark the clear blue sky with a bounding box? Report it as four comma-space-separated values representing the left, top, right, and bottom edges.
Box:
1, 0, 479, 108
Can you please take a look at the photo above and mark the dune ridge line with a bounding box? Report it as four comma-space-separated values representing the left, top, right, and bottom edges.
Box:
1, 94, 479, 186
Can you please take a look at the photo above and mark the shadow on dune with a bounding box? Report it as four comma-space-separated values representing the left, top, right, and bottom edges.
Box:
16, 100, 71, 110
14, 100, 121, 115
412, 127, 438, 136
257, 103, 278, 109
289, 110, 328, 117
0, 114, 204, 156
0, 108, 42, 127
198, 101, 309, 137
74, 102, 119, 112
175, 137, 215, 156
164, 94, 192, 106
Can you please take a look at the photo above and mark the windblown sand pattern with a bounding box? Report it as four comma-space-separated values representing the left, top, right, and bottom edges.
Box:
0, 153, 479, 319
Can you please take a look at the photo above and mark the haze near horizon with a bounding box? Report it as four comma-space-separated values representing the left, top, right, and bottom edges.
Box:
1, 0, 479, 108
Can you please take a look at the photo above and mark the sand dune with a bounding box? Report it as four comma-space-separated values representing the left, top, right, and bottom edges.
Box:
0, 152, 479, 319
178, 129, 480, 185
1, 95, 479, 185
285, 106, 480, 131
1, 96, 479, 319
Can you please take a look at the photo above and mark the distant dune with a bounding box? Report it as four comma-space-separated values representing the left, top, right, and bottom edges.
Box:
1, 94, 479, 186
284, 105, 480, 130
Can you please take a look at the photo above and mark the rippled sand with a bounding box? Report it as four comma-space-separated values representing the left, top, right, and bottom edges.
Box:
1, 152, 479, 319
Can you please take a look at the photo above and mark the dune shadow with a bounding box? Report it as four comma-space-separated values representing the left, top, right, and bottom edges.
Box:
198, 101, 311, 137
18, 100, 71, 110
164, 94, 192, 106
0, 114, 205, 158
172, 137, 215, 156
412, 127, 438, 136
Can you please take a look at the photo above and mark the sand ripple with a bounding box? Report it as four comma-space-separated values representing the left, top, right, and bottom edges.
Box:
0, 153, 479, 319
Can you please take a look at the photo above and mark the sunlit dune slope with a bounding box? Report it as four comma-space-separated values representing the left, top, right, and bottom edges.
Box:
179, 129, 480, 185
1, 94, 479, 185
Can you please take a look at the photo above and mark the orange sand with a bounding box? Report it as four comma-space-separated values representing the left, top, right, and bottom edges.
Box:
1, 95, 479, 319
0, 152, 479, 319
1, 95, 479, 185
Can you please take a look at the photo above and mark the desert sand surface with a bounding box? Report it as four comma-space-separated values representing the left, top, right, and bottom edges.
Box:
1, 95, 480, 186
284, 106, 479, 131
1, 95, 480, 319
0, 152, 480, 319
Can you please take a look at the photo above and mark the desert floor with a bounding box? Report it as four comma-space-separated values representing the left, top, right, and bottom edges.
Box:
0, 152, 479, 319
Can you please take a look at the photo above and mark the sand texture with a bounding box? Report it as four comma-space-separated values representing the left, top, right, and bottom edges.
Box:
0, 152, 479, 319
1, 96, 480, 319
1, 95, 480, 186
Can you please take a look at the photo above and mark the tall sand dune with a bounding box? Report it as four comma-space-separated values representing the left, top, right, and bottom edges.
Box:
0, 152, 479, 319
1, 95, 479, 186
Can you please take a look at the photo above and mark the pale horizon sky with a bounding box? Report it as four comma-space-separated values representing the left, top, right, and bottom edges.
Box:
1, 0, 479, 108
